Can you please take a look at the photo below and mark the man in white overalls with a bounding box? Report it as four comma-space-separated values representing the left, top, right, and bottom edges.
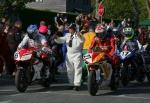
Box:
55, 23, 84, 91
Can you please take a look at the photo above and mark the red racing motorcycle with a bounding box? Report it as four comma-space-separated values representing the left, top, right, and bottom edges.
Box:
14, 47, 53, 92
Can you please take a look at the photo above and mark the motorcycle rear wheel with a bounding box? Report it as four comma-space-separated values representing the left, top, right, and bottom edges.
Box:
136, 68, 145, 83
15, 69, 28, 92
146, 71, 150, 83
88, 70, 98, 96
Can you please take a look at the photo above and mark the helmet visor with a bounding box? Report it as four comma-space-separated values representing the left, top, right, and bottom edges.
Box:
96, 33, 106, 39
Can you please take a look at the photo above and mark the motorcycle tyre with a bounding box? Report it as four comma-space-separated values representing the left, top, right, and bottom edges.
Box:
121, 68, 129, 87
146, 71, 150, 83
15, 69, 28, 92
88, 70, 98, 96
110, 71, 119, 91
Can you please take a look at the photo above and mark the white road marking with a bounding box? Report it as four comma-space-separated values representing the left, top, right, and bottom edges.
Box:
39, 91, 89, 96
35, 91, 150, 100
0, 100, 11, 103
10, 93, 25, 97
0, 90, 15, 92
112, 95, 150, 100
119, 87, 150, 90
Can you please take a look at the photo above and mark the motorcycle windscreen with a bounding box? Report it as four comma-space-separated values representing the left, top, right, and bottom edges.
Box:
20, 54, 32, 61
123, 45, 128, 51
83, 53, 92, 64
92, 52, 105, 63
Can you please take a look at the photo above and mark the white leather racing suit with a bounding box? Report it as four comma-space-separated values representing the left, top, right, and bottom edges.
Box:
18, 33, 48, 49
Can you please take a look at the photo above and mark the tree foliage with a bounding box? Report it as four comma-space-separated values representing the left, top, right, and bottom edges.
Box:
0, 0, 34, 24
95, 0, 148, 20
0, 0, 33, 17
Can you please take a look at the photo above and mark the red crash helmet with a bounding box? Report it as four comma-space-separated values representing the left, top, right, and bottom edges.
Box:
38, 25, 48, 34
40, 53, 48, 60
95, 24, 105, 33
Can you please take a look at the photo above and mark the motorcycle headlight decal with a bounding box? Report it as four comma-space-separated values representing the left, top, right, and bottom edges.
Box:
83, 53, 92, 64
120, 51, 131, 60
21, 54, 32, 61
14, 52, 20, 60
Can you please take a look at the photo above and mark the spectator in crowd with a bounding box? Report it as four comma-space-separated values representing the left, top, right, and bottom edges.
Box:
39, 20, 46, 26
61, 13, 68, 24
121, 18, 126, 27
137, 27, 147, 45
0, 17, 8, 33
54, 13, 64, 28
50, 25, 64, 76
75, 16, 82, 32
7, 20, 23, 55
89, 14, 98, 29
0, 17, 8, 75
0, 17, 16, 75
109, 19, 115, 28
82, 27, 96, 82
61, 24, 69, 70
126, 18, 133, 27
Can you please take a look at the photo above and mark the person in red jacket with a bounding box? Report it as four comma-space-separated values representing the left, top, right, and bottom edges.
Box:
89, 24, 119, 69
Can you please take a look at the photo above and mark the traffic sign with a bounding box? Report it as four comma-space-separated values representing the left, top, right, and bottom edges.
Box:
98, 3, 105, 16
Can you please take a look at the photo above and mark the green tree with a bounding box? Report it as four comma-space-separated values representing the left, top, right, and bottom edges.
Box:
92, 0, 148, 20
0, 0, 33, 24
146, 0, 150, 18
103, 0, 132, 19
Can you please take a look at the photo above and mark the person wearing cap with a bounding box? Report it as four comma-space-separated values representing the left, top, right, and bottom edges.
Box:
54, 23, 84, 91
82, 27, 96, 82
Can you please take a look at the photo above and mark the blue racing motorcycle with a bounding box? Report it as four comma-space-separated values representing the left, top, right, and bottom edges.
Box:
118, 44, 144, 86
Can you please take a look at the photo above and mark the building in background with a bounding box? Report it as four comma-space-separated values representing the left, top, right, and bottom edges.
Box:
26, 0, 93, 13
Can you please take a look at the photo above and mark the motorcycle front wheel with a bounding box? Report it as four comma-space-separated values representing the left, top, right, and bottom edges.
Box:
88, 70, 98, 96
15, 68, 28, 92
121, 67, 129, 87
110, 70, 119, 91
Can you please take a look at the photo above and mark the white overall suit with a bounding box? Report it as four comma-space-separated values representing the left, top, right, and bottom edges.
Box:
55, 32, 84, 86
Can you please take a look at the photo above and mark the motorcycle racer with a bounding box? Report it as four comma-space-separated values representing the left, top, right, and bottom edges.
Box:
18, 25, 49, 50
88, 24, 115, 86
89, 24, 119, 67
120, 27, 146, 83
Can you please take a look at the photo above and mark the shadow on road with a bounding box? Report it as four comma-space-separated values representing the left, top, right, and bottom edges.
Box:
0, 76, 15, 86
98, 82, 150, 96
27, 84, 87, 93
1, 74, 150, 97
